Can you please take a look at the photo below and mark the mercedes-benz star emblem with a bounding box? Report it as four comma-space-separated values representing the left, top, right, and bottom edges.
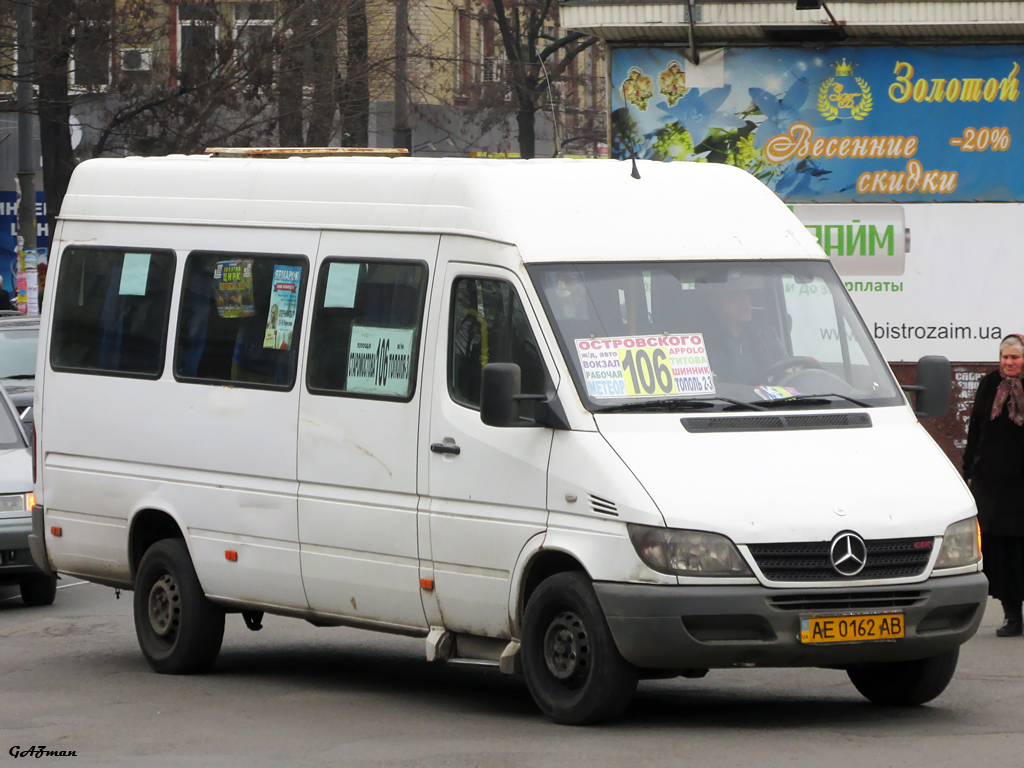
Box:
830, 532, 867, 576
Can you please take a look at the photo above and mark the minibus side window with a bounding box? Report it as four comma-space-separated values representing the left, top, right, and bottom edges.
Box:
306, 259, 427, 401
173, 252, 308, 390
449, 278, 545, 416
50, 247, 176, 378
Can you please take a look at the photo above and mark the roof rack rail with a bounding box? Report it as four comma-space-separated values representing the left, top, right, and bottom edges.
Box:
203, 147, 410, 158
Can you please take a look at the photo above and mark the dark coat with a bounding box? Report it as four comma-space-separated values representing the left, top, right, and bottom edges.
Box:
962, 369, 1024, 536
705, 323, 786, 386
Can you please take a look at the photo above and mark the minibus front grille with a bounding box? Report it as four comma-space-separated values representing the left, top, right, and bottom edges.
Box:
747, 537, 933, 581
768, 590, 926, 612
681, 413, 871, 432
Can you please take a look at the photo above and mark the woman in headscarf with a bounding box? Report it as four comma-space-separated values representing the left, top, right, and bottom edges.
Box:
963, 333, 1024, 637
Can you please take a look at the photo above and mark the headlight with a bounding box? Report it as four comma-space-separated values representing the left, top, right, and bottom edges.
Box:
934, 517, 982, 569
0, 493, 30, 514
627, 524, 752, 576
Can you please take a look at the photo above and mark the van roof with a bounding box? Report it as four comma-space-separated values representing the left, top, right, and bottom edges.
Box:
60, 155, 826, 263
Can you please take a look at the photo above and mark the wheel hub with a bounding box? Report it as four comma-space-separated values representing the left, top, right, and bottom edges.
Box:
148, 573, 179, 639
543, 610, 590, 681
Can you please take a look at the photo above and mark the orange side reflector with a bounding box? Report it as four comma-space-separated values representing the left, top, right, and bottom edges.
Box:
50, 526, 62, 537
225, 550, 238, 562
419, 578, 434, 591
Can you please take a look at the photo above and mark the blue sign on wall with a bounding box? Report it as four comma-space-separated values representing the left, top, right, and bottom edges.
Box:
0, 191, 49, 293
610, 46, 1024, 202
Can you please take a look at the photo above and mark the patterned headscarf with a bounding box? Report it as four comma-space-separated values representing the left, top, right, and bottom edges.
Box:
991, 334, 1024, 426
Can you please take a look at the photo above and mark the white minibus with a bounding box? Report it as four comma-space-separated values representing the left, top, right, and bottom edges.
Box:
29, 154, 987, 724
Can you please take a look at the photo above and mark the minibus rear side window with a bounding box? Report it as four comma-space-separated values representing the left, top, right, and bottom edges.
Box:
50, 247, 175, 378
174, 252, 309, 390
306, 259, 427, 401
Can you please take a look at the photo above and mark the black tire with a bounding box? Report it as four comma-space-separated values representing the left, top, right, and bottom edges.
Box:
847, 648, 959, 706
133, 538, 225, 674
521, 571, 638, 724
20, 573, 57, 607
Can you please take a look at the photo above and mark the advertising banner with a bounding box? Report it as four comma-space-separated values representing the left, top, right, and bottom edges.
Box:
213, 259, 255, 318
837, 203, 1019, 363
610, 46, 1023, 203
264, 265, 302, 350
791, 204, 906, 275
779, 202, 1019, 363
1, 191, 48, 304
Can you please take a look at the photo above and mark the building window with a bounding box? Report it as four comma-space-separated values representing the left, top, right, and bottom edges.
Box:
234, 2, 276, 90
72, 2, 112, 88
234, 1, 275, 23
178, 3, 219, 86
481, 57, 504, 84
233, 5, 275, 50
456, 10, 472, 94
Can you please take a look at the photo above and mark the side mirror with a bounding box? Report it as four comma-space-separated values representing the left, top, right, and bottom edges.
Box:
901, 355, 951, 419
480, 363, 521, 427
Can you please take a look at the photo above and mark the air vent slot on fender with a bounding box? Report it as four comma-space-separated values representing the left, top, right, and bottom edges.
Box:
681, 413, 871, 433
589, 494, 619, 516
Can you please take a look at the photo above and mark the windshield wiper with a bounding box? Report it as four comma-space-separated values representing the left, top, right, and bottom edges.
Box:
750, 393, 870, 409
1, 374, 34, 380
597, 397, 766, 413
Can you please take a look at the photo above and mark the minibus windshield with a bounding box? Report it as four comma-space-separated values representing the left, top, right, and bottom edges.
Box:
529, 260, 904, 413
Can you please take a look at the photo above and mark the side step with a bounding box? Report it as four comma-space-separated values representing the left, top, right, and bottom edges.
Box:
445, 658, 499, 670
425, 628, 520, 674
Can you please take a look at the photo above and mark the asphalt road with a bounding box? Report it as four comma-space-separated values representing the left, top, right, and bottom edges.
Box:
1, 580, 1021, 768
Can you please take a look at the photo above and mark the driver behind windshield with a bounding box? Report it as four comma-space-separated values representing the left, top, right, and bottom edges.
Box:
702, 281, 785, 386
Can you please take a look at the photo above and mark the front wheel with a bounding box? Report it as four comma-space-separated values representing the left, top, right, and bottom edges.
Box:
521, 571, 638, 724
847, 648, 959, 706
133, 538, 225, 674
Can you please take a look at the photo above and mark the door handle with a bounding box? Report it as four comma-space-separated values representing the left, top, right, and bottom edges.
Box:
430, 442, 461, 456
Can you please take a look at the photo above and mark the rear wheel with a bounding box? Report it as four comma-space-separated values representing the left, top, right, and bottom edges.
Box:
847, 648, 959, 706
20, 573, 57, 607
521, 571, 638, 724
133, 539, 225, 674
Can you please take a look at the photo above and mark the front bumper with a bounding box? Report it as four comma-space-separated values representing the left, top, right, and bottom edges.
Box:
0, 516, 44, 583
595, 572, 988, 669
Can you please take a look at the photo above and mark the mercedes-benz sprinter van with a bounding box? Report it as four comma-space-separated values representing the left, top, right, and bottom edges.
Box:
30, 154, 986, 724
